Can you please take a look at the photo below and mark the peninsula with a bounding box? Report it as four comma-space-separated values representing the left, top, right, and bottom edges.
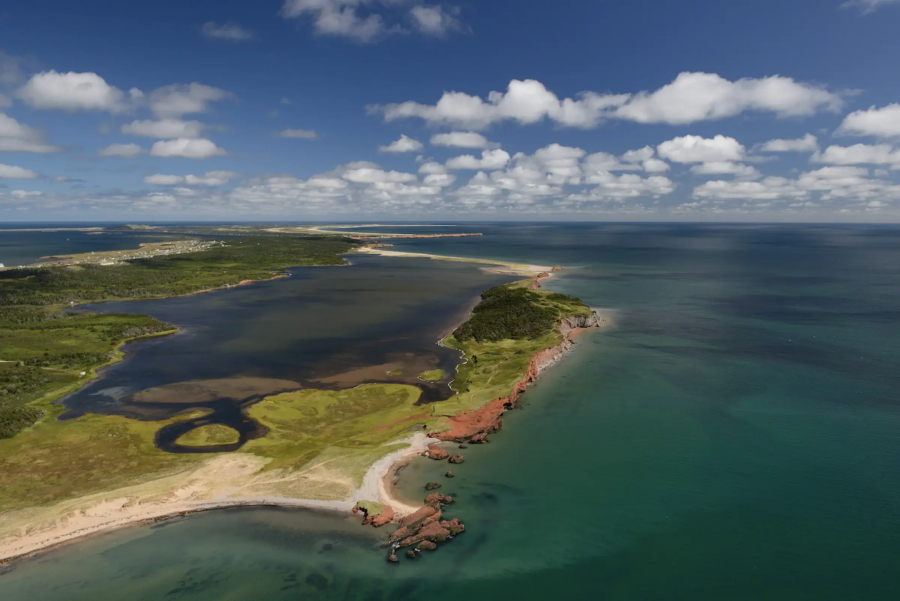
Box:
0, 231, 603, 563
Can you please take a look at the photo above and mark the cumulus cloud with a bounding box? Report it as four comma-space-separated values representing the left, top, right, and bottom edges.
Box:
0, 113, 60, 153
838, 104, 900, 138
446, 148, 511, 170
693, 165, 900, 206
17, 71, 139, 113
201, 22, 254, 41
430, 131, 497, 149
149, 83, 230, 118
122, 119, 205, 139
657, 135, 745, 163
98, 143, 144, 158
812, 143, 900, 168
759, 133, 819, 152
0, 163, 38, 179
145, 171, 240, 186
280, 0, 465, 42
372, 72, 843, 130
279, 128, 319, 139
150, 138, 227, 159
409, 5, 461, 35
379, 134, 423, 153
690, 161, 761, 179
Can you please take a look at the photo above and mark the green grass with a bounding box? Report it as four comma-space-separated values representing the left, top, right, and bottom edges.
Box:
0, 407, 200, 513
175, 424, 241, 447
245, 384, 434, 471
418, 369, 444, 382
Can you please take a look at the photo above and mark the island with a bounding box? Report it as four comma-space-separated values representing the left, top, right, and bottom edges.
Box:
0, 230, 604, 564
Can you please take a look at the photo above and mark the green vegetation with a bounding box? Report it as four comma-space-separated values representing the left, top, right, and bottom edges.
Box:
0, 235, 355, 440
437, 283, 592, 416
0, 410, 200, 513
246, 384, 428, 471
452, 286, 588, 342
418, 369, 445, 382
175, 424, 241, 447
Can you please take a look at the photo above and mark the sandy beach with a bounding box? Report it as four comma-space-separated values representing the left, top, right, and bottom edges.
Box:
0, 432, 437, 564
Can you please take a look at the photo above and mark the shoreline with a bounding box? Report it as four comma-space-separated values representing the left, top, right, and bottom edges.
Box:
0, 251, 593, 566
0, 432, 435, 566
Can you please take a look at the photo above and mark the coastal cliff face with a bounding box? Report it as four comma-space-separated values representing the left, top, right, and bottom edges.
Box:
431, 311, 602, 442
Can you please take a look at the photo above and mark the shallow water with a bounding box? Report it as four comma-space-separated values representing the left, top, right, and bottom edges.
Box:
61, 254, 514, 451
2, 224, 900, 600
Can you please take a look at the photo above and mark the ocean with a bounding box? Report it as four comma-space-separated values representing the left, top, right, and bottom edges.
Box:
1, 223, 898, 600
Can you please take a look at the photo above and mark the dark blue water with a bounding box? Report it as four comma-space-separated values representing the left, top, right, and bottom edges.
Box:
2, 223, 899, 600
0, 227, 184, 267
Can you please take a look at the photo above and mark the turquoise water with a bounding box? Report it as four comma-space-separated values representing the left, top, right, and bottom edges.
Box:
1, 224, 899, 599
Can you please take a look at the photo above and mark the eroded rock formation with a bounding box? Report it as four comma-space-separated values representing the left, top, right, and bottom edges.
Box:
430, 311, 602, 443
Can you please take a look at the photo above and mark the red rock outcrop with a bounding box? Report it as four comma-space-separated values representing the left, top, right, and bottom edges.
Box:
424, 444, 449, 460
430, 312, 601, 442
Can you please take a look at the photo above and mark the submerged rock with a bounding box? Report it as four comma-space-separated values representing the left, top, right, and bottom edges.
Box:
458, 443, 469, 449
425, 482, 442, 490
388, 548, 399, 563
445, 471, 454, 478
448, 454, 465, 464
406, 550, 417, 558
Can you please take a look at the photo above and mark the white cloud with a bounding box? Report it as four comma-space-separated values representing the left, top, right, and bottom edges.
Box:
98, 143, 144, 158
8, 190, 42, 199
281, 0, 388, 42
150, 138, 227, 159
410, 5, 461, 35
201, 22, 254, 41
0, 163, 38, 179
122, 119, 204, 139
446, 148, 511, 170
693, 165, 900, 205
341, 165, 417, 184
658, 135, 745, 163
0, 94, 10, 108
430, 131, 497, 149
813, 143, 900, 168
759, 134, 819, 152
572, 173, 676, 201
838, 104, 900, 138
149, 83, 230, 118
690, 161, 761, 178
145, 171, 240, 186
373, 73, 842, 130
279, 128, 319, 139
694, 177, 807, 201
0, 113, 60, 153
379, 134, 423, 153
185, 170, 240, 185
280, 0, 464, 42
843, 0, 900, 13
17, 71, 138, 113
642, 158, 671, 173
145, 174, 185, 185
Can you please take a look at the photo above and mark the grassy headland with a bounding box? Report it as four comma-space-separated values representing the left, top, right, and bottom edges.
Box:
0, 249, 597, 560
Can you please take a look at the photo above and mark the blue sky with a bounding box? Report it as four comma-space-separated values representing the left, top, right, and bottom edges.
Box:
1, 0, 899, 221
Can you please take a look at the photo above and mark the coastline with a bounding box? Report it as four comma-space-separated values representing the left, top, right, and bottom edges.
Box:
0, 432, 435, 565
0, 251, 597, 565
